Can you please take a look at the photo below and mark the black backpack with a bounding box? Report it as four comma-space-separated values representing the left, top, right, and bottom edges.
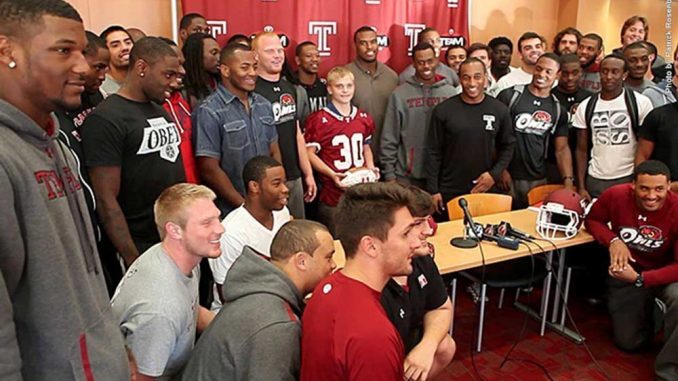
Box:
507, 84, 562, 159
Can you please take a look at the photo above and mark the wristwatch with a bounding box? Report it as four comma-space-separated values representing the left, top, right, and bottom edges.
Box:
634, 273, 644, 288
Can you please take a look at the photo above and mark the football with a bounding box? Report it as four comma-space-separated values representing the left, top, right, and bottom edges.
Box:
340, 167, 380, 187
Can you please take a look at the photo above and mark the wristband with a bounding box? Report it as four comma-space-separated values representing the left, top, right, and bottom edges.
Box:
609, 237, 620, 246
562, 176, 575, 182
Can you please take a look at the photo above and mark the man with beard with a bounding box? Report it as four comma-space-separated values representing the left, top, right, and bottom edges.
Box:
301, 183, 422, 381
100, 25, 133, 95
179, 13, 210, 44
548, 53, 592, 184
193, 43, 280, 216
159, 37, 198, 184
398, 27, 459, 87
577, 33, 604, 92
209, 156, 292, 311
54, 31, 122, 295
585, 160, 678, 381
0, 1, 130, 379
294, 41, 327, 116
623, 42, 676, 107
553, 27, 582, 56
488, 36, 514, 84
573, 54, 654, 200
82, 37, 186, 267
426, 58, 515, 215
381, 42, 459, 188
497, 53, 573, 208
346, 26, 399, 160
495, 32, 546, 95
253, 32, 316, 219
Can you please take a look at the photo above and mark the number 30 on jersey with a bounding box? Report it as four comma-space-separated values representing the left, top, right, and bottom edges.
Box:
332, 133, 365, 171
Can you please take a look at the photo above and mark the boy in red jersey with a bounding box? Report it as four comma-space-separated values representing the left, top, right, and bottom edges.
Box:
304, 66, 377, 233
301, 182, 422, 381
585, 160, 678, 381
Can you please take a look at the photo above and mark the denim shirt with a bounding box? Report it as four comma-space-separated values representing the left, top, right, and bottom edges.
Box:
193, 85, 277, 214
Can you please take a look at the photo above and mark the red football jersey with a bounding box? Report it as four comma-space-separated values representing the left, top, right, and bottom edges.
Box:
304, 106, 375, 206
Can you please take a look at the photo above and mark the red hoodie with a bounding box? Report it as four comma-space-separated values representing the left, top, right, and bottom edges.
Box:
585, 184, 678, 287
164, 91, 199, 183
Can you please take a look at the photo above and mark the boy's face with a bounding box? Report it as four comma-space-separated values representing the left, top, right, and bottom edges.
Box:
327, 75, 354, 105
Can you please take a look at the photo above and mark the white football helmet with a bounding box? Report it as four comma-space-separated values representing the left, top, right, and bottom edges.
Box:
536, 189, 586, 240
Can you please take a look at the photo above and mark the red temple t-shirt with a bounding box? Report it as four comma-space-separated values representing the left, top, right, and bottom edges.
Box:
301, 271, 404, 381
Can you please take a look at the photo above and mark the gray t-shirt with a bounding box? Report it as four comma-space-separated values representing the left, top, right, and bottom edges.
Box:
111, 243, 200, 380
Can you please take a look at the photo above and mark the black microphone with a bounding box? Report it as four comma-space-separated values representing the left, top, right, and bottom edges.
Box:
499, 221, 533, 241
450, 197, 480, 249
483, 224, 520, 250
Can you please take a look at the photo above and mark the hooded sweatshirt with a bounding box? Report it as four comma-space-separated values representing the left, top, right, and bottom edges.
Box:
0, 100, 129, 381
176, 246, 303, 381
380, 75, 459, 181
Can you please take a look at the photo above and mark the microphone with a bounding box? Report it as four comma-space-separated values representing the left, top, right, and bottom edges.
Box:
498, 221, 533, 241
483, 224, 520, 250
450, 197, 480, 249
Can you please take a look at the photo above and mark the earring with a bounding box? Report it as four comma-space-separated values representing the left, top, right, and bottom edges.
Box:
140, 72, 145, 77
8, 61, 16, 69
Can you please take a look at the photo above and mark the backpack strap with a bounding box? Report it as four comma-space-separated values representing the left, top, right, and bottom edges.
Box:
508, 84, 525, 115
622, 86, 640, 135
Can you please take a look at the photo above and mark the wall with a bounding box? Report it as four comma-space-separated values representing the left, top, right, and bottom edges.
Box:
68, 0, 676, 61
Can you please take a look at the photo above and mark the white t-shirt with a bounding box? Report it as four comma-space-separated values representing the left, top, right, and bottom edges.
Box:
209, 205, 291, 310
494, 67, 531, 95
572, 90, 653, 179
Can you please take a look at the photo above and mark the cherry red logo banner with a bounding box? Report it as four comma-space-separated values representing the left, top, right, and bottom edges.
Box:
180, 0, 469, 75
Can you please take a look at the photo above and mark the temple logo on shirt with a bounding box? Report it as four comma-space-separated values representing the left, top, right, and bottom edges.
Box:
483, 115, 495, 131
272, 93, 297, 124
515, 110, 553, 135
590, 110, 631, 146
35, 166, 82, 200
137, 117, 182, 162
619, 225, 664, 252
417, 274, 428, 288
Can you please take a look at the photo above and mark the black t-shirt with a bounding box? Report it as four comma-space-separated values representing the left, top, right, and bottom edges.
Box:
255, 76, 301, 180
426, 95, 515, 201
380, 255, 448, 352
639, 103, 678, 181
498, 87, 569, 180
550, 87, 592, 164
302, 77, 328, 114
81, 94, 186, 251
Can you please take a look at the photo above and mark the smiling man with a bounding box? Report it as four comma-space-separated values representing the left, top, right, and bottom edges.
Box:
193, 43, 280, 217
585, 160, 678, 381
100, 25, 133, 95
381, 42, 459, 188
426, 58, 515, 216
0, 1, 130, 380
209, 156, 292, 311
253, 32, 317, 219
301, 182, 422, 381
82, 37, 186, 268
346, 26, 398, 161
497, 53, 573, 208
112, 183, 222, 381
495, 32, 546, 95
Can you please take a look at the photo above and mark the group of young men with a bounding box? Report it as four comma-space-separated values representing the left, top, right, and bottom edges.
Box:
1, 0, 677, 380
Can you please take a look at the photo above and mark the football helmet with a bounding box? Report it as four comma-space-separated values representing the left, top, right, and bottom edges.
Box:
536, 189, 586, 240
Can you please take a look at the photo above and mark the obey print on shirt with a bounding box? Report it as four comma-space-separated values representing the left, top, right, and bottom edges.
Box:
137, 117, 182, 162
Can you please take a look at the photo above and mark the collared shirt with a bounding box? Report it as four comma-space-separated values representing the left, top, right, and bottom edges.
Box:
192, 85, 278, 215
